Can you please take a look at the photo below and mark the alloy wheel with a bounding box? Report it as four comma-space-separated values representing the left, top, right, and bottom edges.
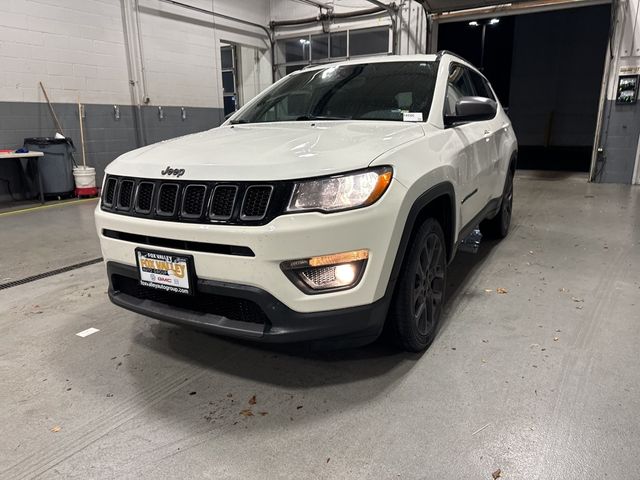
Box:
411, 233, 445, 336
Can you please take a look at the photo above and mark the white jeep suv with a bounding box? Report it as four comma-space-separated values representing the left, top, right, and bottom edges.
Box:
95, 52, 517, 352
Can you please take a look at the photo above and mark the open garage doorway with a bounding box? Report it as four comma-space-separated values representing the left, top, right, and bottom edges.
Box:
437, 3, 612, 171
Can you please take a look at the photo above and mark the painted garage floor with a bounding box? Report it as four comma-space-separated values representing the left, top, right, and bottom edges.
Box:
1, 171, 639, 479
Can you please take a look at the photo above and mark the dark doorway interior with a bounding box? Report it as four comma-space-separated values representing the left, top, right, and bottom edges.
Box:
438, 4, 611, 171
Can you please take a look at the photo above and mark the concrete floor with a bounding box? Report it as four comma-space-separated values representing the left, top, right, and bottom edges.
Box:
0, 198, 101, 281
1, 171, 639, 479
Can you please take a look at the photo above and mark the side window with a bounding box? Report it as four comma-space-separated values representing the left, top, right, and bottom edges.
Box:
469, 70, 496, 101
482, 78, 496, 101
444, 65, 475, 116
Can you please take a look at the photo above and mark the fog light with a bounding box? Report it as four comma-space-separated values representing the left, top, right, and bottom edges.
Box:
281, 250, 368, 294
335, 263, 357, 284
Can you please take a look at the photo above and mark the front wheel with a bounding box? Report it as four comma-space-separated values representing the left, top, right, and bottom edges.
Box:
481, 170, 514, 239
388, 218, 447, 352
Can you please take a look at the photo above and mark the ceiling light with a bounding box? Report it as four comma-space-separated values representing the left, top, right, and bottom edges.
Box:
489, 18, 500, 24
468, 21, 479, 26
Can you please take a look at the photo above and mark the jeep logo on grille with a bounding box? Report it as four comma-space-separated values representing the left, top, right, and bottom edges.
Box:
161, 166, 185, 178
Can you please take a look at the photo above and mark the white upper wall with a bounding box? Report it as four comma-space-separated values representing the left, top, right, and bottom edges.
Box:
0, 0, 271, 107
0, 0, 129, 104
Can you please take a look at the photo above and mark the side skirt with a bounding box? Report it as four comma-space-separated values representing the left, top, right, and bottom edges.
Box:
451, 197, 501, 260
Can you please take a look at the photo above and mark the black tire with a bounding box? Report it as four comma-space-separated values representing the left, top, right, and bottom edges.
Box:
481, 170, 514, 239
388, 218, 447, 352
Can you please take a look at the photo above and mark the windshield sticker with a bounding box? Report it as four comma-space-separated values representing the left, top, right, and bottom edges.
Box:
403, 112, 423, 122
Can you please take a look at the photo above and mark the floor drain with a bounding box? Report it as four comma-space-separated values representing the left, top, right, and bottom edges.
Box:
0, 257, 103, 290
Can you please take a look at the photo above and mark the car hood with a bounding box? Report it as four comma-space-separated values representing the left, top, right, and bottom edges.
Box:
105, 121, 424, 181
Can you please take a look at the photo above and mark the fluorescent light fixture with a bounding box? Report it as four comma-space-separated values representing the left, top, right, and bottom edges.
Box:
489, 18, 500, 24
468, 21, 479, 26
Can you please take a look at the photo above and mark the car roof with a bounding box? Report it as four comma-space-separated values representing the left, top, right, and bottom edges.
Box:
297, 54, 438, 71
294, 52, 474, 73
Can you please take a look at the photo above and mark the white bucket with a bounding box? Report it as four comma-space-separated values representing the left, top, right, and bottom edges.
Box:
73, 166, 96, 188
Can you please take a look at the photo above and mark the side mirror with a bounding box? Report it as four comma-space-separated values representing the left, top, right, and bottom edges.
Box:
444, 96, 497, 127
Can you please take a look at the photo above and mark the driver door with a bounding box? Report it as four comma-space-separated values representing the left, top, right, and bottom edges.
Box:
444, 64, 491, 227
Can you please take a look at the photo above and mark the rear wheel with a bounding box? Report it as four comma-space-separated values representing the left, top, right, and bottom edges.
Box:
481, 170, 514, 239
388, 218, 447, 352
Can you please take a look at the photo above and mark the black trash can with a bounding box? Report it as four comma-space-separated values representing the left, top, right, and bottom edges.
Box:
23, 137, 75, 198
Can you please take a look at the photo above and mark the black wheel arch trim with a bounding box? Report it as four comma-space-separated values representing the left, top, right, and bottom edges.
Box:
382, 181, 456, 301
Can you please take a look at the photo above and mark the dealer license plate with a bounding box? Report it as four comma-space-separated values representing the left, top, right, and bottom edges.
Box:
136, 249, 193, 295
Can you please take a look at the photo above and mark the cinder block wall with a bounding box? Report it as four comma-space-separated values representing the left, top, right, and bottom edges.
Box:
0, 0, 272, 202
596, 0, 640, 184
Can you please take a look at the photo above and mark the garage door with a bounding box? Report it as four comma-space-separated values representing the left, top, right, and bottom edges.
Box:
423, 0, 574, 13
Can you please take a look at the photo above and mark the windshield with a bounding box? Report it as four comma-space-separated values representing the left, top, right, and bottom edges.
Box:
230, 61, 439, 124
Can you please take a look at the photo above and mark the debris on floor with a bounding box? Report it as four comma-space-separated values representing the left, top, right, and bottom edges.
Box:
472, 423, 491, 435
492, 468, 502, 479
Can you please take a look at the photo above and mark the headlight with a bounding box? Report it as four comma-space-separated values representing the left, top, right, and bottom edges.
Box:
286, 167, 392, 213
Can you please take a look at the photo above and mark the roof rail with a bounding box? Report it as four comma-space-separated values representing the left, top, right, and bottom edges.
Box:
436, 50, 472, 64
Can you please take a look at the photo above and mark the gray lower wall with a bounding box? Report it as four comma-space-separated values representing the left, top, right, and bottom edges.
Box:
596, 100, 640, 184
0, 102, 223, 203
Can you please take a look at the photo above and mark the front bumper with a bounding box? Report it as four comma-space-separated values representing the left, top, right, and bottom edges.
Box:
95, 178, 407, 314
107, 262, 389, 343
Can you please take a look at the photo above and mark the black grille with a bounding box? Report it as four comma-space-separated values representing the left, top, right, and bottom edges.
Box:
157, 184, 179, 215
103, 177, 117, 206
135, 182, 154, 213
182, 185, 207, 218
101, 176, 286, 226
112, 274, 267, 325
210, 185, 237, 220
117, 180, 134, 210
241, 186, 272, 220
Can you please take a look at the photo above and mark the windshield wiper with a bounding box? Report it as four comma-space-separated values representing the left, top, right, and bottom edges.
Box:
295, 115, 351, 121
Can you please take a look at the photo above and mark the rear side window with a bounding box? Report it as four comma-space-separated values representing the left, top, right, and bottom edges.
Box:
444, 64, 475, 116
469, 70, 496, 101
